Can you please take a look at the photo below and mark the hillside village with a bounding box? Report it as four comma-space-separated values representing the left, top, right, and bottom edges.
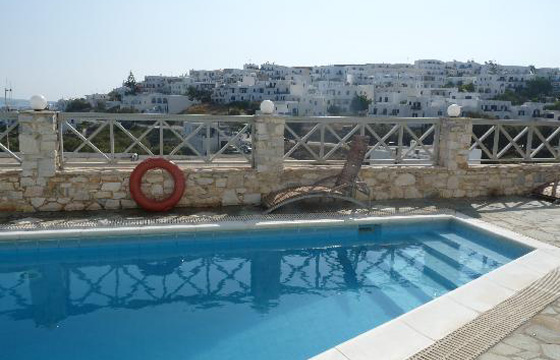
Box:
63, 59, 560, 120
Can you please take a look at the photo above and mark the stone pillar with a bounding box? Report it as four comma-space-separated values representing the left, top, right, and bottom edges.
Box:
18, 111, 58, 207
438, 117, 472, 170
252, 115, 285, 174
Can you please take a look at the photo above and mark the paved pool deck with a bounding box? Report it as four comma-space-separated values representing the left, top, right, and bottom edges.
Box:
1, 195, 559, 359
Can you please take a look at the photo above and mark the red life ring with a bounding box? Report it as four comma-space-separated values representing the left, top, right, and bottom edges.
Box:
129, 158, 185, 212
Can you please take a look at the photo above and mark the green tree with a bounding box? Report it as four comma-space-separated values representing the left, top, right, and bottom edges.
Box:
349, 95, 371, 115
485, 60, 501, 74
65, 98, 92, 112
544, 101, 560, 111
493, 90, 525, 105
185, 86, 213, 103
524, 77, 553, 101
528, 65, 537, 75
327, 105, 341, 115
492, 78, 553, 105
108, 89, 122, 101
123, 71, 139, 95
459, 83, 475, 92
93, 101, 106, 112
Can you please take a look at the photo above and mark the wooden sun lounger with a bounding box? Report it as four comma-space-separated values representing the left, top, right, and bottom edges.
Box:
533, 180, 560, 204
263, 135, 371, 214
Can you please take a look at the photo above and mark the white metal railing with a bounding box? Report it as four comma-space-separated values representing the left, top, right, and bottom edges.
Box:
57, 113, 254, 167
283, 117, 440, 165
0, 112, 21, 165
470, 119, 560, 163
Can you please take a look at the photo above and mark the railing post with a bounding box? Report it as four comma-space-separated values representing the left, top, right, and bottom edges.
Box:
18, 111, 58, 208
438, 117, 472, 170
525, 124, 534, 161
57, 113, 64, 169
252, 115, 285, 174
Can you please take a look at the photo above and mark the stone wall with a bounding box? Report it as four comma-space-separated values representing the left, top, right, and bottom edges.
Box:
1, 163, 558, 212
0, 111, 558, 212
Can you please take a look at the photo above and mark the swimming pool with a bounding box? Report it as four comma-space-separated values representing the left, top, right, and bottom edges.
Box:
0, 218, 534, 360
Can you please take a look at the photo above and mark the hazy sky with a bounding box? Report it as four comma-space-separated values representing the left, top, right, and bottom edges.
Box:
1, 0, 559, 100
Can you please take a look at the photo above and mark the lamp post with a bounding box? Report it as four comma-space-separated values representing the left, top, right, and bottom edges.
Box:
260, 100, 275, 114
447, 103, 461, 117
30, 95, 48, 111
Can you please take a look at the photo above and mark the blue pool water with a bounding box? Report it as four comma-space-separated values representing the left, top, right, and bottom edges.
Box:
0, 220, 531, 360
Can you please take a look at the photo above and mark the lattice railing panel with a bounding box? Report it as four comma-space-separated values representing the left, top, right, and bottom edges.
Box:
470, 120, 560, 163
284, 117, 440, 165
58, 113, 253, 166
0, 112, 21, 165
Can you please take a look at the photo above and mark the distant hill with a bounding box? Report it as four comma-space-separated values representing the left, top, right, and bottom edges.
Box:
0, 98, 30, 109
1, 98, 57, 110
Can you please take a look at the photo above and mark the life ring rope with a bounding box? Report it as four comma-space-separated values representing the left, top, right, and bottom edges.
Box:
129, 158, 185, 212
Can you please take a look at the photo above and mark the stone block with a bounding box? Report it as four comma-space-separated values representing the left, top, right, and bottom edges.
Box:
395, 173, 416, 186
447, 176, 459, 189
18, 135, 40, 154
93, 191, 112, 199
196, 177, 214, 185
72, 190, 92, 201
101, 182, 122, 192
404, 187, 421, 199
104, 200, 120, 209
0, 182, 15, 191
222, 189, 240, 206
30, 197, 46, 208
39, 202, 63, 212
64, 203, 86, 211
7, 191, 23, 200
243, 193, 261, 204
227, 174, 244, 188
120, 200, 137, 208
37, 159, 56, 177
86, 203, 102, 211
113, 192, 127, 200
20, 177, 35, 187
24, 186, 44, 197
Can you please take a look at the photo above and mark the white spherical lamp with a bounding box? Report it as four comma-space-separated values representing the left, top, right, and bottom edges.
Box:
447, 104, 461, 117
30, 95, 48, 111
260, 100, 275, 114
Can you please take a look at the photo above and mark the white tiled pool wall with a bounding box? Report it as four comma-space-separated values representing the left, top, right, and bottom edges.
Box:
1, 214, 559, 360
0, 214, 452, 243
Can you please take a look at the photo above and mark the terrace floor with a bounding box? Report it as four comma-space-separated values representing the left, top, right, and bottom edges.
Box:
1, 195, 559, 359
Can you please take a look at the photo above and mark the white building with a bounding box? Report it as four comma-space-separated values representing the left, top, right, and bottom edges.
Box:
121, 94, 196, 114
